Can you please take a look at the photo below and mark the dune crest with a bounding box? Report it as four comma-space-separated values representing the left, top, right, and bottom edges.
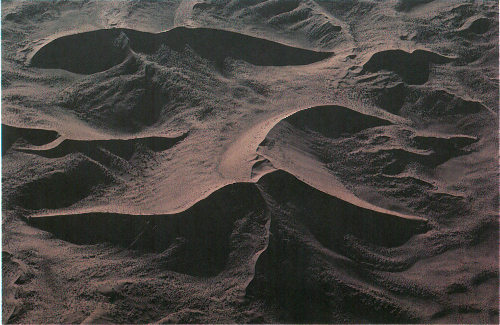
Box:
2, 124, 59, 154
16, 133, 188, 160
362, 49, 454, 85
29, 183, 267, 277
30, 27, 334, 75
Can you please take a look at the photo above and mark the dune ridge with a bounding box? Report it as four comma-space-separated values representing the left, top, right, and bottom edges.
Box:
2, 124, 59, 155
30, 26, 334, 74
15, 157, 114, 210
362, 49, 455, 85
27, 167, 428, 279
29, 182, 267, 277
16, 133, 189, 161
191, 0, 352, 49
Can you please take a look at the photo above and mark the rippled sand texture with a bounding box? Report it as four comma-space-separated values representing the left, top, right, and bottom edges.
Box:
2, 0, 499, 323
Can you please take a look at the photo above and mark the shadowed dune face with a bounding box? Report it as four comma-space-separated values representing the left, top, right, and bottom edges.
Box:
372, 82, 407, 114
259, 103, 482, 220
7, 132, 189, 211
29, 29, 134, 74
395, 0, 435, 12
258, 104, 396, 167
362, 49, 454, 85
245, 171, 429, 323
27, 166, 430, 295
15, 157, 114, 210
369, 84, 491, 130
30, 27, 333, 75
463, 17, 491, 34
161, 27, 333, 68
33, 27, 331, 132
2, 124, 59, 155
191, 0, 350, 49
456, 15, 496, 36
257, 170, 428, 248
29, 183, 267, 277
246, 216, 420, 323
17, 134, 188, 161
247, 241, 419, 323
282, 105, 392, 138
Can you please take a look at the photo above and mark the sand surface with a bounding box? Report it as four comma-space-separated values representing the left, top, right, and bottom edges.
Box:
2, 0, 499, 323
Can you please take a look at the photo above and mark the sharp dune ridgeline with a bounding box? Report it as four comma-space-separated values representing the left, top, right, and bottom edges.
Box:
2, 0, 498, 324
29, 27, 334, 74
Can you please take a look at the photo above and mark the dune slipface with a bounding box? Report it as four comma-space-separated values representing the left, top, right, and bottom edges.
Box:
16, 158, 114, 210
16, 134, 188, 160
2, 124, 59, 154
257, 170, 428, 248
28, 183, 267, 277
30, 27, 333, 74
29, 29, 135, 74
2, 0, 498, 324
362, 49, 454, 85
190, 0, 351, 49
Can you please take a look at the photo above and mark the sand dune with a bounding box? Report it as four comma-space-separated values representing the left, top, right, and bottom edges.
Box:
30, 29, 135, 74
26, 166, 428, 298
191, 0, 351, 49
30, 27, 332, 132
369, 83, 493, 133
2, 251, 33, 323
2, 124, 59, 154
16, 133, 188, 161
29, 182, 267, 277
279, 104, 393, 137
395, 0, 436, 12
26, 164, 427, 248
2, 0, 498, 323
458, 16, 493, 35
258, 170, 428, 248
14, 157, 114, 211
30, 27, 333, 75
361, 49, 455, 85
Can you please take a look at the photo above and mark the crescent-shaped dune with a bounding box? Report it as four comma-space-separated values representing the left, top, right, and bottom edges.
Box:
361, 49, 455, 85
30, 27, 334, 74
